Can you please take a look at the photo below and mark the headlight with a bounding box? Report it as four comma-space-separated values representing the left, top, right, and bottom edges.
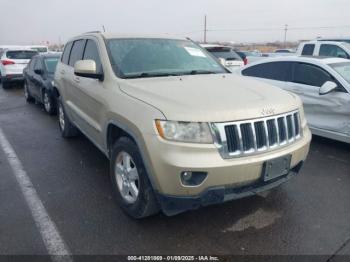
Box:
155, 120, 213, 144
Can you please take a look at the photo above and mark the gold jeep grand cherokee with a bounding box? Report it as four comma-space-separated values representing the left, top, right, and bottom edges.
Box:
54, 32, 311, 218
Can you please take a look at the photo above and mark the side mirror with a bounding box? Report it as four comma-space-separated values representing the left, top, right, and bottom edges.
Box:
319, 81, 337, 95
34, 68, 44, 75
74, 60, 103, 80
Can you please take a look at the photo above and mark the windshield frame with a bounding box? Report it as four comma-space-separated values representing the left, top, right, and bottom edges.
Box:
104, 38, 229, 79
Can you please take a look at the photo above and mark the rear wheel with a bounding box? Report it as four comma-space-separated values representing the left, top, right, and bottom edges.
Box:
110, 137, 159, 219
58, 99, 79, 138
24, 81, 34, 102
43, 90, 56, 115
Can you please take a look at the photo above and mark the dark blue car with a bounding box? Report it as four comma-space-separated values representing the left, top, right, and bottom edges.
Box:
23, 54, 60, 114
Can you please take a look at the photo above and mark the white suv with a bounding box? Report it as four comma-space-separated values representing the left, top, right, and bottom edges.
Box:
0, 48, 38, 89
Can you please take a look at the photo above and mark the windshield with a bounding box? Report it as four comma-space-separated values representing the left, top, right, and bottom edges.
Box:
44, 57, 59, 74
6, 50, 38, 59
330, 62, 350, 84
31, 47, 48, 53
106, 38, 226, 78
207, 47, 242, 61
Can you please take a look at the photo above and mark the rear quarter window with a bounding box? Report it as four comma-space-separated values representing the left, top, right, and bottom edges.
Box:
301, 44, 315, 56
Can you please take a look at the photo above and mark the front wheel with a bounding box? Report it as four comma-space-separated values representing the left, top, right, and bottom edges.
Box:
58, 99, 79, 138
110, 137, 159, 219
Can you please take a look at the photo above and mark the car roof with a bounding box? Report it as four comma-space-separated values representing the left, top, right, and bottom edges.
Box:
301, 40, 350, 46
244, 56, 349, 67
69, 32, 188, 41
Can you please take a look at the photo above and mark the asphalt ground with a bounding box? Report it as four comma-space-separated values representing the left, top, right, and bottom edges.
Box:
0, 83, 349, 261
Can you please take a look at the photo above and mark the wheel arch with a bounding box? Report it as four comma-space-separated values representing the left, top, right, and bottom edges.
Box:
106, 120, 160, 192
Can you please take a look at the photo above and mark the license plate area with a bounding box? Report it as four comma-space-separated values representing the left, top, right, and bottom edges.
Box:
263, 155, 292, 182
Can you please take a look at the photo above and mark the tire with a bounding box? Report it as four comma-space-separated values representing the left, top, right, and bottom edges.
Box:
43, 90, 56, 115
24, 81, 34, 102
110, 137, 159, 219
58, 98, 79, 138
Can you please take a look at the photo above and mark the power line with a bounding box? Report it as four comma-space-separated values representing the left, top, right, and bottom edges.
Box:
180, 24, 350, 35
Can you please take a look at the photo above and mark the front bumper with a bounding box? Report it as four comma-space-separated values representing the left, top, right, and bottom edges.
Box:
143, 127, 311, 197
157, 161, 303, 216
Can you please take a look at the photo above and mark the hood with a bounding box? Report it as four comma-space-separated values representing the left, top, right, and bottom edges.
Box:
120, 74, 300, 122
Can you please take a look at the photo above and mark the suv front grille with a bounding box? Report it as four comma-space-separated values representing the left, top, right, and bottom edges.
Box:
211, 110, 302, 159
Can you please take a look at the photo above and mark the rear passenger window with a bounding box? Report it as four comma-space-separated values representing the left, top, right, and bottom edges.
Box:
83, 40, 102, 73
61, 42, 73, 65
319, 44, 349, 58
242, 62, 291, 81
68, 40, 86, 67
293, 63, 332, 87
301, 44, 315, 56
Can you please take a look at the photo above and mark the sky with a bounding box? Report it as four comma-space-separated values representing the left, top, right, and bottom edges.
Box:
1, 0, 350, 45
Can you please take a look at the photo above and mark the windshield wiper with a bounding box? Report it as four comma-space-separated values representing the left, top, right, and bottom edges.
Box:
125, 72, 180, 79
186, 70, 218, 75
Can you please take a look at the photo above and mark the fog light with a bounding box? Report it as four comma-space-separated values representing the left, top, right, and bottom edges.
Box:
180, 171, 207, 186
181, 171, 192, 181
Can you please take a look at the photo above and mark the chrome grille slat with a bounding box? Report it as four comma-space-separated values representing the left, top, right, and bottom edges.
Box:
213, 110, 302, 159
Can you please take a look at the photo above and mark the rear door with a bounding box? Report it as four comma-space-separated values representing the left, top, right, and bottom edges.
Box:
288, 62, 347, 133
25, 58, 37, 94
60, 40, 86, 124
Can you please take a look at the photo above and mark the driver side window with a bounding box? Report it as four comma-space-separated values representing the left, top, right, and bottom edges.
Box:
83, 40, 102, 74
293, 63, 332, 87
319, 44, 349, 59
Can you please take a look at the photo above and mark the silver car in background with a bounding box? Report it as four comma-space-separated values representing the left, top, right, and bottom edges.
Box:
240, 56, 350, 143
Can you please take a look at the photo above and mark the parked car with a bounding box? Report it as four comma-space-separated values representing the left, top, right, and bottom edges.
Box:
241, 50, 265, 63
23, 54, 60, 114
297, 40, 350, 59
54, 32, 311, 218
201, 44, 245, 71
240, 56, 350, 143
0, 48, 38, 89
274, 49, 295, 53
235, 50, 248, 65
27, 45, 49, 54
